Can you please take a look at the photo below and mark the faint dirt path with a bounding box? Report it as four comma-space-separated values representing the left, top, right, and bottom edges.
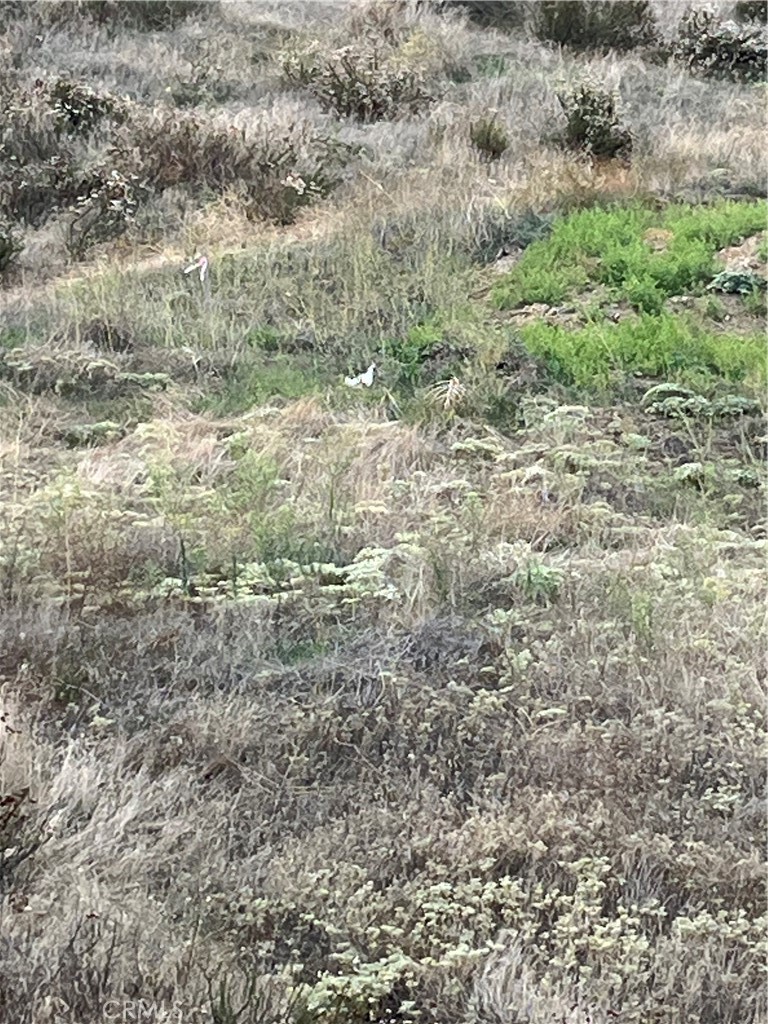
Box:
0, 205, 339, 315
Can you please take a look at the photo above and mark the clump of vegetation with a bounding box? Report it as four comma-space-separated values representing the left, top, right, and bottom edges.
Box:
109, 111, 349, 225
641, 382, 762, 419
556, 81, 633, 160
452, 1, 529, 30
0, 219, 23, 275
469, 115, 509, 161
674, 6, 767, 83
44, 77, 127, 134
734, 0, 768, 23
532, 0, 658, 52
72, 0, 218, 30
520, 312, 766, 390
65, 168, 147, 259
0, 74, 128, 230
493, 199, 768, 311
279, 44, 433, 122
708, 269, 766, 295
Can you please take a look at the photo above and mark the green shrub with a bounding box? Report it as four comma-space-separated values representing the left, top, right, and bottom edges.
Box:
280, 44, 432, 122
65, 168, 147, 260
73, 0, 217, 30
453, 1, 529, 30
674, 7, 767, 83
663, 199, 768, 248
45, 78, 126, 134
386, 320, 442, 386
734, 0, 768, 22
556, 82, 633, 160
0, 219, 23, 275
470, 115, 509, 161
520, 313, 767, 390
200, 358, 320, 416
532, 0, 657, 51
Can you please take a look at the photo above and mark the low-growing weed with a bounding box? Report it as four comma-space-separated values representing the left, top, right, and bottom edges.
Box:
512, 557, 563, 605
493, 199, 768, 311
198, 358, 320, 416
743, 288, 767, 316
520, 313, 766, 391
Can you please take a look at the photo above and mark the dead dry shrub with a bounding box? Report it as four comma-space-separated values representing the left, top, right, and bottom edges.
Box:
0, 785, 51, 898
345, 0, 411, 45
280, 44, 433, 122
734, 0, 767, 22
64, 167, 148, 258
0, 76, 64, 166
109, 111, 351, 225
44, 77, 127, 134
0, 75, 128, 230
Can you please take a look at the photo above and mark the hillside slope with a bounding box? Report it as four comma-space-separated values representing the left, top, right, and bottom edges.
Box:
0, 3, 766, 1023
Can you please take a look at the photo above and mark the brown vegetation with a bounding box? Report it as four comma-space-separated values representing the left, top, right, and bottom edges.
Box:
0, 2, 765, 1023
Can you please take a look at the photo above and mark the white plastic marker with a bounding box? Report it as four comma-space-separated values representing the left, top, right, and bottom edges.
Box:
183, 253, 209, 283
183, 253, 211, 308
344, 362, 376, 388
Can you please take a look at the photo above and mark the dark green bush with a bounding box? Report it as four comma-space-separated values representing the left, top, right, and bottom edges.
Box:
280, 45, 432, 123
532, 0, 658, 52
674, 7, 767, 83
73, 0, 218, 30
469, 116, 509, 161
556, 82, 633, 160
453, 1, 529, 30
734, 1, 768, 24
0, 157, 82, 227
46, 78, 126, 134
0, 219, 23, 275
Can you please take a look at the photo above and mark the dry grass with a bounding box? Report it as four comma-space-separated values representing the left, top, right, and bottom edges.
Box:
0, 2, 766, 1023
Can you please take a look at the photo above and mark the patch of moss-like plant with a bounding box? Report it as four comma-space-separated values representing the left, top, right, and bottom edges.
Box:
519, 313, 766, 391
493, 199, 767, 312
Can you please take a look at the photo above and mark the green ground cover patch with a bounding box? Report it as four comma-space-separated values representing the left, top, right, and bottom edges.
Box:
195, 356, 321, 415
520, 312, 767, 390
493, 199, 767, 313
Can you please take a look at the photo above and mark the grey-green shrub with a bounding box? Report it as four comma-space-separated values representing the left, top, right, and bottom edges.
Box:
674, 7, 768, 83
556, 82, 633, 159
532, 0, 658, 51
